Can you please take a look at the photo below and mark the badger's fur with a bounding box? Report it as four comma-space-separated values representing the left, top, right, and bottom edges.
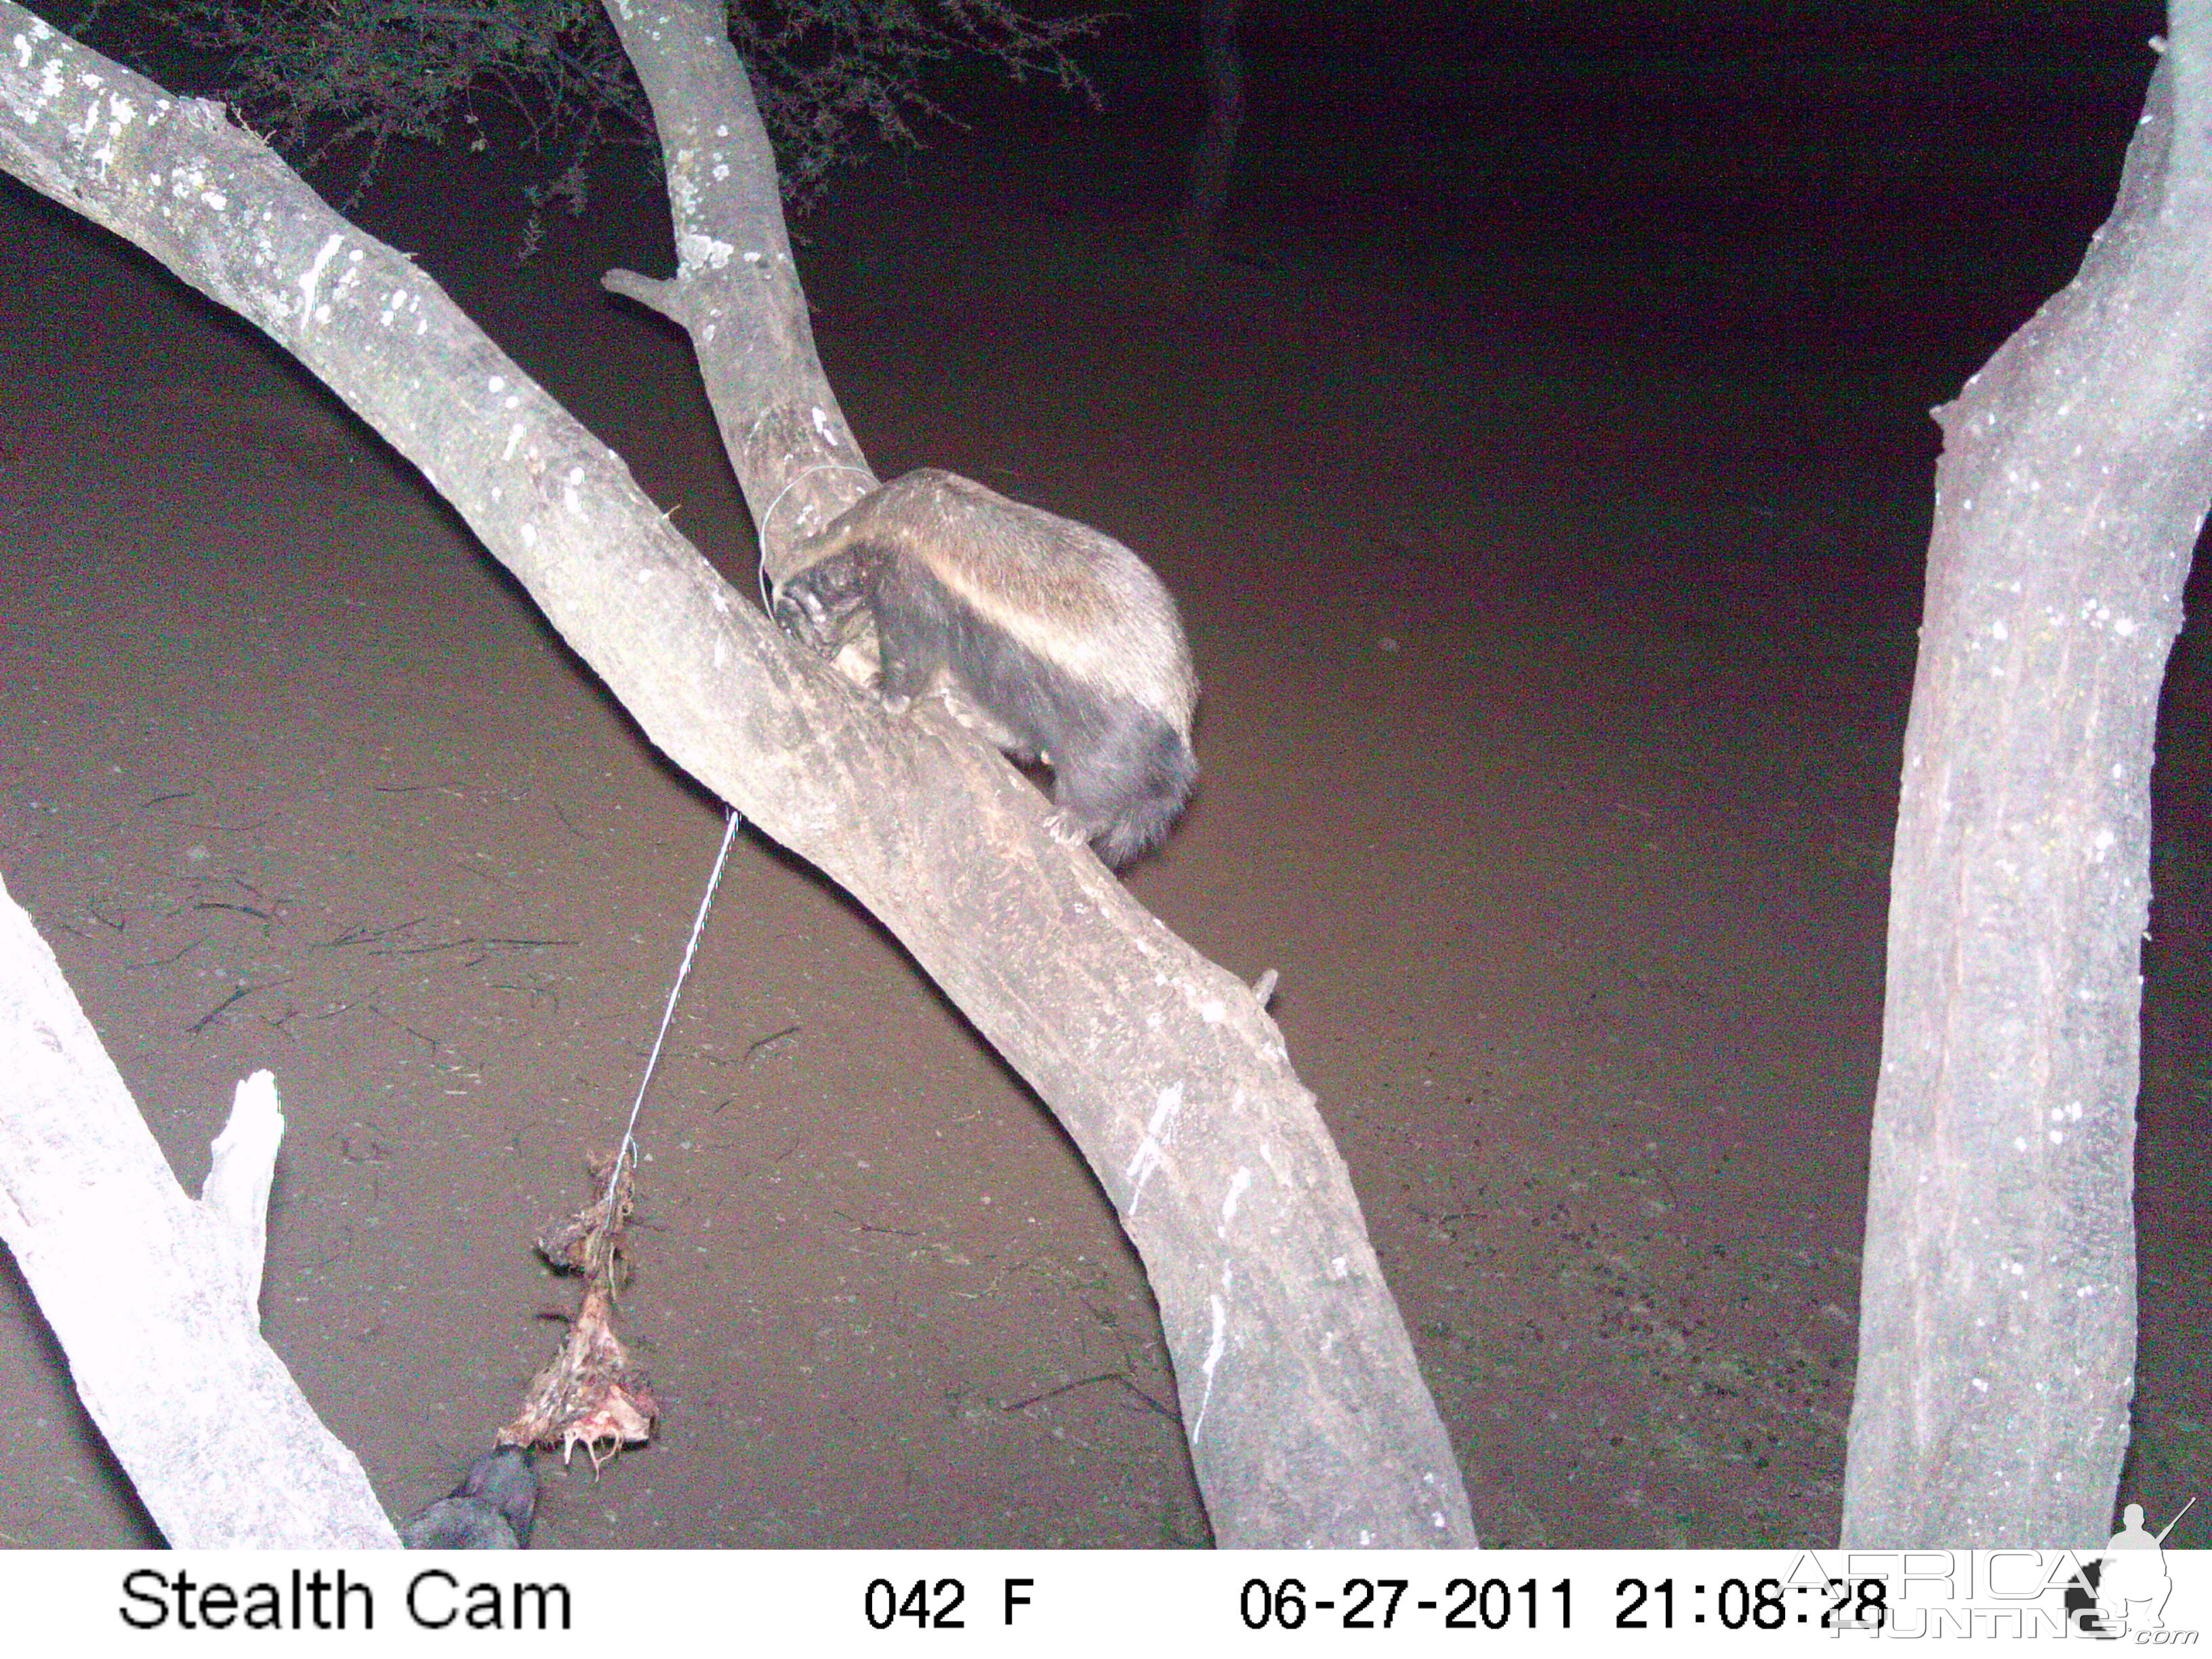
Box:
773, 468, 1198, 867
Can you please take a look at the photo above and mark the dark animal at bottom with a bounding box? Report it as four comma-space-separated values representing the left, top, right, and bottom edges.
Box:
773, 468, 1199, 868
399, 1446, 538, 1549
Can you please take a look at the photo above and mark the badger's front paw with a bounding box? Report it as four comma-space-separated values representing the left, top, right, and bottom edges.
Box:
1042, 810, 1092, 848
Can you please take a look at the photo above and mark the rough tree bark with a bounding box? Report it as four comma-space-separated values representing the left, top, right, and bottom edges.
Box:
0, 2, 1475, 1546
1841, 16, 2212, 1547
594, 8, 874, 594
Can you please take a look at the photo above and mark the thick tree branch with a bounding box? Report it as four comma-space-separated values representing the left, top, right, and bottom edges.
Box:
597, 0, 876, 579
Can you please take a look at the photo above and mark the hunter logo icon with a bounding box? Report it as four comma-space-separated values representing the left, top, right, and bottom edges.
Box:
2065, 1496, 2196, 1637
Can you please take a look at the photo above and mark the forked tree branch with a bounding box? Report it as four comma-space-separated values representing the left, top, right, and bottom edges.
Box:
0, 1, 1474, 1545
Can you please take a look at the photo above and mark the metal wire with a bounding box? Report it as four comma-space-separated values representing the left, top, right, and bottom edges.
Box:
601, 806, 741, 1212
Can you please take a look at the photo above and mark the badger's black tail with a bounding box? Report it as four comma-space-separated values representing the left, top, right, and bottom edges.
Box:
1084, 725, 1200, 869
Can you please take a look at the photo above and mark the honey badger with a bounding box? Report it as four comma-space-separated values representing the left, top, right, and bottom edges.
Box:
773, 468, 1198, 867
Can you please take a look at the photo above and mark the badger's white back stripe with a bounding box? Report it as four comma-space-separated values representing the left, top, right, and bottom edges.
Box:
773, 468, 1200, 867
846, 471, 1194, 724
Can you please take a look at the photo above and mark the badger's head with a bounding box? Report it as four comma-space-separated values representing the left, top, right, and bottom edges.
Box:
771, 552, 870, 653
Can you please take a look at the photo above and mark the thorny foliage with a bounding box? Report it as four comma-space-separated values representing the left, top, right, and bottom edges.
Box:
73, 0, 1099, 230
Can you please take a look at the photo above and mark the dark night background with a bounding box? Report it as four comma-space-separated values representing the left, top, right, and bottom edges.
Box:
0, 0, 2203, 1547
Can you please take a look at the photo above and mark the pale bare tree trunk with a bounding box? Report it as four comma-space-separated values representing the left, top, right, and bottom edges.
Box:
0, 1, 1475, 1547
0, 874, 397, 1546
1842, 15, 2212, 1546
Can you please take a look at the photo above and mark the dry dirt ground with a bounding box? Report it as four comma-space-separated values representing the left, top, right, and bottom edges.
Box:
0, 27, 2205, 1549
